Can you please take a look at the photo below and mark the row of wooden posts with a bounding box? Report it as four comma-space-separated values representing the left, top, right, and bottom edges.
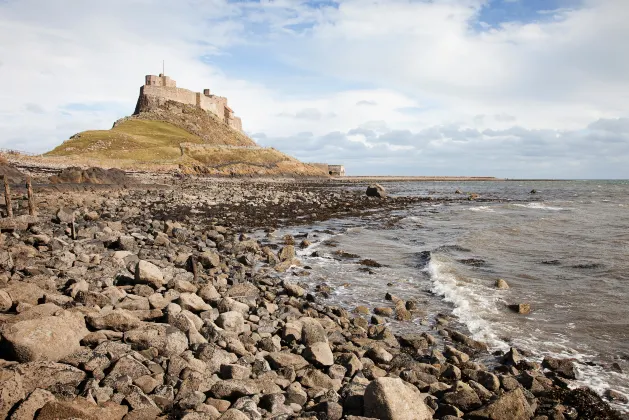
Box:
2, 175, 36, 218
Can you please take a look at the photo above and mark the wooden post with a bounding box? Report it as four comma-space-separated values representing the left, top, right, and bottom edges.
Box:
2, 175, 12, 218
71, 215, 76, 240
26, 176, 35, 216
191, 255, 198, 282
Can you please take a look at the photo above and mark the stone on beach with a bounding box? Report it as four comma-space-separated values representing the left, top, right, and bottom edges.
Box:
1, 310, 89, 362
363, 377, 432, 420
134, 260, 165, 288
495, 278, 509, 289
508, 303, 531, 314
366, 183, 387, 198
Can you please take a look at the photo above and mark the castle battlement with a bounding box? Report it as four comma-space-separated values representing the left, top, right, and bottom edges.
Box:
134, 74, 243, 132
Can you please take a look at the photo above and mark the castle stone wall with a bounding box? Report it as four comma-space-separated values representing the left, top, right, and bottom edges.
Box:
198, 94, 219, 116
229, 117, 242, 132
136, 75, 244, 132
142, 85, 197, 108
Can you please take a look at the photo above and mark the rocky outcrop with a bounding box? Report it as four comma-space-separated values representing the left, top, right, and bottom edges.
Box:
49, 167, 134, 184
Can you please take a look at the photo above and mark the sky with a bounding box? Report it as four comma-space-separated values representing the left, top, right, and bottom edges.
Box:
0, 0, 628, 178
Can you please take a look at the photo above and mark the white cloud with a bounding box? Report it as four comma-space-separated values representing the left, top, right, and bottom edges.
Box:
0, 0, 627, 177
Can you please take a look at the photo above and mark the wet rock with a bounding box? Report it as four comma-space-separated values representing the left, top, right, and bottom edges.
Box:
604, 389, 628, 403
508, 303, 531, 315
502, 347, 521, 366
135, 260, 165, 289
542, 357, 577, 379
278, 245, 296, 262
445, 329, 488, 351
366, 184, 387, 198
1, 310, 89, 362
363, 377, 432, 420
495, 279, 509, 289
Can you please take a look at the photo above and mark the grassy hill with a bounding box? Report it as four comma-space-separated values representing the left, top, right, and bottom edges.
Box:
46, 119, 205, 162
44, 102, 327, 177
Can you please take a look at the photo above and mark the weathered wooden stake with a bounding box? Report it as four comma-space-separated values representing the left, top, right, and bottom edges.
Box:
71, 215, 77, 240
191, 255, 198, 282
26, 176, 36, 216
2, 175, 12, 218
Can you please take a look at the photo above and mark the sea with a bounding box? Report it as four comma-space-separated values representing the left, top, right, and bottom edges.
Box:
271, 180, 629, 410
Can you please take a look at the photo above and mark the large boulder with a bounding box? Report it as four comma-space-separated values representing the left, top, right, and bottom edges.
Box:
542, 356, 577, 379
363, 377, 432, 420
467, 388, 533, 420
36, 398, 128, 420
366, 184, 387, 198
135, 260, 165, 289
1, 311, 89, 362
13, 361, 87, 394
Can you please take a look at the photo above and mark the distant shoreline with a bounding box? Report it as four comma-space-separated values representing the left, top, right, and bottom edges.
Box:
333, 176, 583, 182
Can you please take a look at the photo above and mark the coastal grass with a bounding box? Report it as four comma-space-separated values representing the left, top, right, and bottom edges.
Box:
45, 120, 204, 162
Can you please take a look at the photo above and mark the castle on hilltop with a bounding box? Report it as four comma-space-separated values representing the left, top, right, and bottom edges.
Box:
134, 74, 243, 132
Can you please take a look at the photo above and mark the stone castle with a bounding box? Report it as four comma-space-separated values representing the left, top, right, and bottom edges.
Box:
134, 74, 243, 132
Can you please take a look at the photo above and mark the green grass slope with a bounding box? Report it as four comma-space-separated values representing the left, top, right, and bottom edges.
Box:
45, 119, 205, 162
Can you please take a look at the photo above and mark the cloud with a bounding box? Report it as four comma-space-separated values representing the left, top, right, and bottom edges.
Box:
0, 0, 627, 178
259, 117, 629, 178
278, 108, 337, 120
24, 103, 44, 114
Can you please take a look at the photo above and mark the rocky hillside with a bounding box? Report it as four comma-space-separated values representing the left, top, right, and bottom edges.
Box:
43, 102, 326, 177
132, 101, 256, 148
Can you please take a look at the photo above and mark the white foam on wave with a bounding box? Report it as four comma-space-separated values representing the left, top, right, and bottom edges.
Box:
425, 256, 507, 349
514, 202, 566, 211
426, 256, 629, 413
468, 206, 495, 213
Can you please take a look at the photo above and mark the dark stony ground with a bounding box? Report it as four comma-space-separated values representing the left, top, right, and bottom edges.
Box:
0, 174, 626, 420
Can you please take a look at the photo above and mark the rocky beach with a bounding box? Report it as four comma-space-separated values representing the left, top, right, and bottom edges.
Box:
0, 166, 626, 420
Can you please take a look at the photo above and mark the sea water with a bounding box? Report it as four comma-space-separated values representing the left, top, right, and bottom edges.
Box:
272, 180, 629, 410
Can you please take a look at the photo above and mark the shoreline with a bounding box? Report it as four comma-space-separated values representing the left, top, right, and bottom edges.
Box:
0, 174, 625, 419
